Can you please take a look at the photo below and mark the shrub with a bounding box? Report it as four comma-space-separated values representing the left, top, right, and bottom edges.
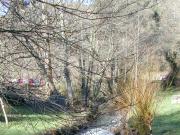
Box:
115, 79, 158, 135
130, 81, 157, 135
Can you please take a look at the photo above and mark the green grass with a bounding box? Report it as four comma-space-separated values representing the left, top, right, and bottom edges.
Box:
152, 88, 180, 135
0, 106, 71, 135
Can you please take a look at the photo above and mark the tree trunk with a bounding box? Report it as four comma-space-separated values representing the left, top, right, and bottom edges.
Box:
79, 55, 88, 107
60, 6, 74, 104
110, 58, 115, 94
64, 66, 74, 104
162, 51, 179, 89
46, 40, 58, 96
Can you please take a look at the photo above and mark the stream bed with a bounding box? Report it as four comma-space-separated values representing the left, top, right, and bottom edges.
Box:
77, 111, 125, 135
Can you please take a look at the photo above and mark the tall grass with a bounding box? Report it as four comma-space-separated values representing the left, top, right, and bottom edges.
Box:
131, 81, 157, 135
115, 79, 158, 135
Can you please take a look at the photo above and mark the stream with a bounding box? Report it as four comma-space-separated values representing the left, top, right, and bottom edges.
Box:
77, 111, 125, 135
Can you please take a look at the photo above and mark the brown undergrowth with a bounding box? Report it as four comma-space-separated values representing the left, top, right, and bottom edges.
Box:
114, 79, 158, 135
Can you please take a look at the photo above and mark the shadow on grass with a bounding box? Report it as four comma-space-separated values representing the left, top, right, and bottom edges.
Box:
0, 103, 68, 124
0, 114, 60, 123
152, 111, 180, 135
9, 102, 67, 115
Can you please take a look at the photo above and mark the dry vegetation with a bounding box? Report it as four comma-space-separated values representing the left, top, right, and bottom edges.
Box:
113, 76, 159, 135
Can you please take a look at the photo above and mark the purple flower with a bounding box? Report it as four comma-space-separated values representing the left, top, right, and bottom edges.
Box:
0, 0, 10, 16
1, 0, 10, 8
23, 0, 30, 6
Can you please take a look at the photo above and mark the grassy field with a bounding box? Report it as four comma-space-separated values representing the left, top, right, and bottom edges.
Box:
152, 88, 180, 135
0, 105, 72, 135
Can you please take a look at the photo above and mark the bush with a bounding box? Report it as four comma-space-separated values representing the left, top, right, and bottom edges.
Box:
115, 79, 158, 135
130, 81, 157, 135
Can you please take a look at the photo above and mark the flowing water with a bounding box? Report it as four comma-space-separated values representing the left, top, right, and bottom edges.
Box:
77, 112, 125, 135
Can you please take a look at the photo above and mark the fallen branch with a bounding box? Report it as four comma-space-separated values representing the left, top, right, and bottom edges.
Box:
0, 97, 8, 125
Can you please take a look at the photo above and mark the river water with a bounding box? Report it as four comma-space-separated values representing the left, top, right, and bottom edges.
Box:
77, 111, 125, 135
